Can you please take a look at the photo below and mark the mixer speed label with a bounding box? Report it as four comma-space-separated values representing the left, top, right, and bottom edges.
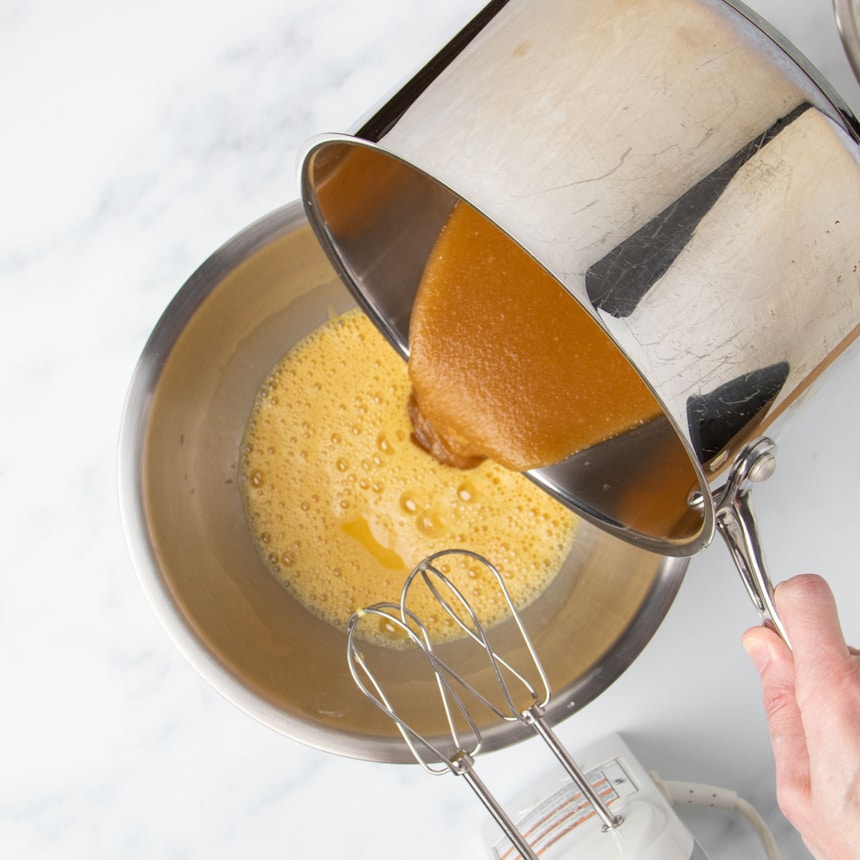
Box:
490, 757, 636, 859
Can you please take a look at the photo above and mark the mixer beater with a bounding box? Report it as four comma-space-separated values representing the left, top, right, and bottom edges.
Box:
346, 549, 625, 859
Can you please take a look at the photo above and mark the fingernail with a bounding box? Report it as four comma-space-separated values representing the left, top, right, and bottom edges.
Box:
743, 636, 771, 673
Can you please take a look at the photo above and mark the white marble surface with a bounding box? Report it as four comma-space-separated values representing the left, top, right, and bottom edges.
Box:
4, 1, 860, 857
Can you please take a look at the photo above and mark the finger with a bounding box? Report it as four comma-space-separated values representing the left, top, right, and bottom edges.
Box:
774, 575, 855, 697
743, 625, 810, 795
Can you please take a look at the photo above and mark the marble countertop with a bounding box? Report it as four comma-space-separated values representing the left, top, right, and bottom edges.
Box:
4, 1, 860, 857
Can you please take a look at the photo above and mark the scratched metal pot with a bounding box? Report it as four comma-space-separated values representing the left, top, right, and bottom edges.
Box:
118, 203, 688, 762
300, 0, 860, 639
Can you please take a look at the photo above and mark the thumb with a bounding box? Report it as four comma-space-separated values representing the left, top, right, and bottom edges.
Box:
743, 626, 810, 795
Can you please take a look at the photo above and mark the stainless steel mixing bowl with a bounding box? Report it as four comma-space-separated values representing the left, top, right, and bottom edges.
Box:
119, 202, 687, 762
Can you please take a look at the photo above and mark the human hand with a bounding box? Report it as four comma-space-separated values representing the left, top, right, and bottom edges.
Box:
743, 574, 860, 860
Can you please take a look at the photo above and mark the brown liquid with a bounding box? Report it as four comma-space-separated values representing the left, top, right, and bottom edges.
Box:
408, 203, 663, 471
241, 309, 578, 646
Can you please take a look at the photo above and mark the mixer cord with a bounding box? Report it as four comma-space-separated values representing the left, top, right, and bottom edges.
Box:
651, 774, 780, 859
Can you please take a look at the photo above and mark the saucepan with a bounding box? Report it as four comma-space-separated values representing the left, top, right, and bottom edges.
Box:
300, 0, 860, 642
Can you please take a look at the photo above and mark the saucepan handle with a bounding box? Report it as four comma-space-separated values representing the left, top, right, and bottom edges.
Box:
712, 437, 791, 647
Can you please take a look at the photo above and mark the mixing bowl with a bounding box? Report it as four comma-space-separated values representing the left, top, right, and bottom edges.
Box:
119, 202, 687, 762
301, 0, 860, 558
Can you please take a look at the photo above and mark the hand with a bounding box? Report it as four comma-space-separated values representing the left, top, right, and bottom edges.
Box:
743, 574, 860, 860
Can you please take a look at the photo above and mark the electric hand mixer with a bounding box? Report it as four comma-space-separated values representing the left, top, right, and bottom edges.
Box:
348, 550, 736, 859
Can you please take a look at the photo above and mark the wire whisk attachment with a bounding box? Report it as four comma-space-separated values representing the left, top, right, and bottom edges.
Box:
347, 550, 623, 859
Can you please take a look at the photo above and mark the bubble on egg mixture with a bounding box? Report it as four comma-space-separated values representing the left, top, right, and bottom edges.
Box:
240, 309, 578, 645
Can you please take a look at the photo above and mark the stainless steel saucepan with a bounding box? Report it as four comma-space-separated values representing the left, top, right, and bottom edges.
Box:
300, 0, 860, 640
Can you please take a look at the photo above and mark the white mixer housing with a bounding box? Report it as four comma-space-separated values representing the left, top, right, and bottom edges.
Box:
483, 735, 708, 860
